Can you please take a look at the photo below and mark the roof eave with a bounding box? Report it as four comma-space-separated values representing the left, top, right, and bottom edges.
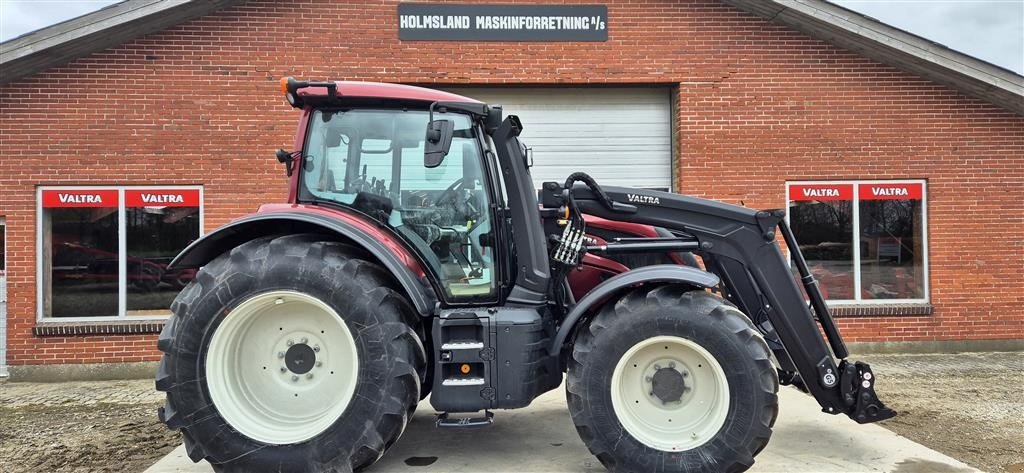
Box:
722, 0, 1024, 116
0, 0, 242, 85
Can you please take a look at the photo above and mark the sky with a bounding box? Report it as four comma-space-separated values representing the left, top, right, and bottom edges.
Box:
0, 0, 1022, 75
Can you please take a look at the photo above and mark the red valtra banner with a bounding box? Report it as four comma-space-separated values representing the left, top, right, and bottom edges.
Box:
858, 183, 923, 200
125, 189, 200, 207
789, 183, 853, 201
42, 189, 119, 208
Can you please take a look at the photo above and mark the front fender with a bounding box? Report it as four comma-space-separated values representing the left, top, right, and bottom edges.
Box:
549, 264, 720, 357
169, 209, 436, 315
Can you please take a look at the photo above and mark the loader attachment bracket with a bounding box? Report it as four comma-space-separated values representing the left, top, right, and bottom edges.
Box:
754, 209, 785, 241
839, 360, 896, 424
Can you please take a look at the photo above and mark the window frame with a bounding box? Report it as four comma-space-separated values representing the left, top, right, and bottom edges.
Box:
36, 185, 204, 322
0, 216, 6, 275
785, 179, 929, 305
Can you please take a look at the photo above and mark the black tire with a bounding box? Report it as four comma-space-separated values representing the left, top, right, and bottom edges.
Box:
156, 234, 426, 473
566, 285, 778, 473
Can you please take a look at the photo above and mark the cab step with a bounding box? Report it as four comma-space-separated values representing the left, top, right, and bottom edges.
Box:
436, 411, 494, 429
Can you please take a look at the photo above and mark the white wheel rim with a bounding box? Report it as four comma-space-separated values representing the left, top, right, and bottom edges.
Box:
610, 335, 730, 451
205, 290, 359, 444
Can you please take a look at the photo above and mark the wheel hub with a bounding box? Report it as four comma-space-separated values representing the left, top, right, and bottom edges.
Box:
284, 343, 316, 375
650, 366, 686, 403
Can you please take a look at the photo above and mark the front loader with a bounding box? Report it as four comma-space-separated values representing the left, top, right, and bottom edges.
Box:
156, 78, 894, 473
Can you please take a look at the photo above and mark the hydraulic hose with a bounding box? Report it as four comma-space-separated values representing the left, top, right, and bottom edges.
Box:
563, 172, 616, 211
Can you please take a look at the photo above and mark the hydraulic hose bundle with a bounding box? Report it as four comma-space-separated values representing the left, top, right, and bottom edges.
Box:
552, 172, 605, 267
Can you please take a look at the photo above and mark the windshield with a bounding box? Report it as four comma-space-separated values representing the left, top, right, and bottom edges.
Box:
301, 109, 497, 301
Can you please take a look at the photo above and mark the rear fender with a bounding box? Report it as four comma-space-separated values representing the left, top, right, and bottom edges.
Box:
168, 210, 436, 315
549, 264, 720, 358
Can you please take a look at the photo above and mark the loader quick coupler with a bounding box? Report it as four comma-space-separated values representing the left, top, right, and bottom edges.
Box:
838, 360, 897, 424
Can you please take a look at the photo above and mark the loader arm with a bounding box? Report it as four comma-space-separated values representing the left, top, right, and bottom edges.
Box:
558, 184, 895, 424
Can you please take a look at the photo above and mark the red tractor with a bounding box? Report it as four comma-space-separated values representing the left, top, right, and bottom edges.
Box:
156, 78, 894, 472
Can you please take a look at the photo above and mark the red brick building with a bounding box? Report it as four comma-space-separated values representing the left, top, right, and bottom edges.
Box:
1, 0, 1022, 379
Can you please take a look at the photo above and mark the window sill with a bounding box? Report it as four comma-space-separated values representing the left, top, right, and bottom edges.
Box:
827, 303, 934, 318
33, 319, 167, 337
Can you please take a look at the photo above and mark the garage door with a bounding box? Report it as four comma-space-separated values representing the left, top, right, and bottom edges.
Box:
442, 87, 672, 190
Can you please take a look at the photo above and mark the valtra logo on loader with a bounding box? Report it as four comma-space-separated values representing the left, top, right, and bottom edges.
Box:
626, 192, 661, 205
156, 78, 894, 473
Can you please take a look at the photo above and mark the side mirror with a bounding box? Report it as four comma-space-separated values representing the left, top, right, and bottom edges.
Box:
424, 119, 454, 168
276, 149, 295, 176
485, 105, 503, 133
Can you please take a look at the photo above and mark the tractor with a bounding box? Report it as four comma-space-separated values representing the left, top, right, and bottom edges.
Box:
156, 78, 895, 472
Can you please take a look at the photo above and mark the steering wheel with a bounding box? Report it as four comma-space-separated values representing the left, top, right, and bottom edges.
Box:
434, 178, 465, 207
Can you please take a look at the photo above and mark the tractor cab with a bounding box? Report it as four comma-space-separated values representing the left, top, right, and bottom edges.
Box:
298, 105, 500, 301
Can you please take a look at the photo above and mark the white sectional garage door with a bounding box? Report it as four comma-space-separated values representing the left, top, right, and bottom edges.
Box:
443, 87, 672, 190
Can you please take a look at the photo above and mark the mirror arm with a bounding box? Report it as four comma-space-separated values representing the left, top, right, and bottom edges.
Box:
426, 101, 449, 144
276, 149, 300, 177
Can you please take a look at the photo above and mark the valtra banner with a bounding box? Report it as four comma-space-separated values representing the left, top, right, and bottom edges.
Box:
125, 189, 201, 207
41, 189, 119, 208
788, 183, 854, 201
858, 183, 923, 200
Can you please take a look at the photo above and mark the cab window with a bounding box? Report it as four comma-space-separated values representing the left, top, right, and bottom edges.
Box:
301, 109, 496, 301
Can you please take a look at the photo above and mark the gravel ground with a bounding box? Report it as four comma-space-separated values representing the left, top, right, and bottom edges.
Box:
0, 379, 180, 473
861, 351, 1024, 473
0, 351, 1020, 473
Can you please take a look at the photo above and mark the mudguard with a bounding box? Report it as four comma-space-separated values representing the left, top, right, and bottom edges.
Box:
168, 209, 436, 315
549, 264, 720, 356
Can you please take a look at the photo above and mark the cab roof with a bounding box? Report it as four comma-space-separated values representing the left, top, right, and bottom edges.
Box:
297, 81, 482, 104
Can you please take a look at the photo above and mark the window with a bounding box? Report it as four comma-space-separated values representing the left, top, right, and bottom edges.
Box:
787, 181, 927, 303
301, 109, 497, 302
38, 187, 202, 320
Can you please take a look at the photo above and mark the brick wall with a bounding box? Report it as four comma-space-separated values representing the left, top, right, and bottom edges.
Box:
1, 0, 1021, 365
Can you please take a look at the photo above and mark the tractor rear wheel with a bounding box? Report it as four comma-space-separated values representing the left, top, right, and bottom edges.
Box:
567, 286, 778, 473
156, 234, 425, 473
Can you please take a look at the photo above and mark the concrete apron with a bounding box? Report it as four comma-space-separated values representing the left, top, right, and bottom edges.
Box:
146, 386, 977, 473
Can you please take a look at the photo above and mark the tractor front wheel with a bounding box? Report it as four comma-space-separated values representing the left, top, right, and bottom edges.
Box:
567, 286, 778, 473
156, 234, 425, 472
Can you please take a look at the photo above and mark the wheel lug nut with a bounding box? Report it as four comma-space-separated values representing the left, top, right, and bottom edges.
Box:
291, 375, 299, 381
286, 339, 294, 346
280, 367, 287, 373
313, 345, 320, 352
277, 351, 285, 359
301, 337, 309, 344
645, 376, 652, 382
668, 362, 675, 369
316, 361, 323, 367
306, 373, 314, 379
654, 364, 661, 370
682, 371, 688, 377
